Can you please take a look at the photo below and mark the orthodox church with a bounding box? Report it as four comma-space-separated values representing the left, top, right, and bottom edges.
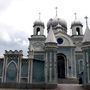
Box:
0, 9, 90, 86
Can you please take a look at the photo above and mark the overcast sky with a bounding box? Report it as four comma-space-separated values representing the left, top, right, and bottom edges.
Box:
0, 0, 90, 57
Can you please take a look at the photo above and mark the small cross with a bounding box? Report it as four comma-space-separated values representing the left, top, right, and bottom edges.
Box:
38, 12, 41, 20
74, 12, 77, 20
55, 7, 58, 17
85, 16, 88, 26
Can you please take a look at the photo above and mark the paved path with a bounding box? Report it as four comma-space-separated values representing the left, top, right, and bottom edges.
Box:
0, 84, 88, 90
56, 84, 87, 90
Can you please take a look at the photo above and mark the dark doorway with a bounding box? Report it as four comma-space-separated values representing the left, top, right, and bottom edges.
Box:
57, 54, 65, 78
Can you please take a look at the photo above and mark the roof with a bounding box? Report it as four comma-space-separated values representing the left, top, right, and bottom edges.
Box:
45, 26, 57, 43
33, 20, 45, 28
82, 26, 90, 43
47, 17, 67, 30
5, 50, 23, 55
71, 20, 83, 28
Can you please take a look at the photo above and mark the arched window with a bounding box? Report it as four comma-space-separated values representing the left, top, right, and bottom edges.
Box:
36, 27, 40, 35
76, 27, 80, 35
6, 62, 17, 82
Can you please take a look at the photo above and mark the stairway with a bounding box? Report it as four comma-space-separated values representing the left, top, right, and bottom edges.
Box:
58, 78, 79, 84
56, 84, 87, 90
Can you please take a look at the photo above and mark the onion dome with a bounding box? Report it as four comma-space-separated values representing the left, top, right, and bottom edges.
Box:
33, 20, 45, 28
47, 18, 67, 30
71, 13, 83, 28
71, 20, 83, 28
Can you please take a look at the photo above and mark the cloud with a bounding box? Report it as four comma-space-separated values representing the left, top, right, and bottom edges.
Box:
0, 0, 13, 12
0, 0, 89, 57
0, 24, 29, 56
0, 31, 11, 42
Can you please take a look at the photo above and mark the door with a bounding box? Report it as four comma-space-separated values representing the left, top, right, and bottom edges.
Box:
57, 54, 65, 78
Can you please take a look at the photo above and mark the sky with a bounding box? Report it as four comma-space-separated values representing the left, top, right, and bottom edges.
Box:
0, 0, 90, 57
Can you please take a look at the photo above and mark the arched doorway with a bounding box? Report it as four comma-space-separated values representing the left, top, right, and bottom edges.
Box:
57, 53, 66, 79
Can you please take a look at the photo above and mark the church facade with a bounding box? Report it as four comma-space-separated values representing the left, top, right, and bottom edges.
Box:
0, 13, 90, 85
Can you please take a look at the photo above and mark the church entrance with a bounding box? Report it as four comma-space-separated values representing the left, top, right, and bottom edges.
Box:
57, 53, 66, 79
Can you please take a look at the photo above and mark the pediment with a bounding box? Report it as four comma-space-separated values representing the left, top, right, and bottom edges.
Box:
55, 31, 74, 46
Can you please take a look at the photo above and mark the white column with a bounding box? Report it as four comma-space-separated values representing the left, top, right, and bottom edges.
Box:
19, 58, 21, 83
65, 56, 67, 77
86, 52, 89, 83
4, 56, 8, 82
54, 52, 57, 83
49, 52, 52, 82
45, 52, 48, 83
28, 60, 30, 83
16, 57, 21, 82
2, 58, 4, 82
71, 48, 73, 78
67, 58, 71, 78
73, 49, 76, 78
40, 27, 44, 35
29, 50, 34, 83
3, 56, 7, 82
33, 28, 36, 35
30, 59, 33, 83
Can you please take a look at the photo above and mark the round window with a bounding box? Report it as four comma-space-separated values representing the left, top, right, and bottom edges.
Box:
57, 38, 63, 44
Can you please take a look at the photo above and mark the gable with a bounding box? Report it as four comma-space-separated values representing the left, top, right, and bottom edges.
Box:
55, 31, 74, 46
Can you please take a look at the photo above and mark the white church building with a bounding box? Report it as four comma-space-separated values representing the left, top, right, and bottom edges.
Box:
0, 8, 90, 87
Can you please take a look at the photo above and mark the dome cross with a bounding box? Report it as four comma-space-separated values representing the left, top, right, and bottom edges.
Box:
85, 16, 88, 27
55, 7, 58, 17
38, 12, 41, 20
74, 12, 77, 20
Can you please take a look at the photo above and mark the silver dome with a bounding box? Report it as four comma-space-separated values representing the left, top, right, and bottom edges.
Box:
71, 20, 83, 28
47, 18, 67, 30
33, 20, 45, 28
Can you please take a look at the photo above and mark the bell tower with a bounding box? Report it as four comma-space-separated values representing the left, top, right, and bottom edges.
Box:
71, 13, 83, 36
71, 13, 84, 48
33, 13, 45, 35
28, 13, 46, 52
28, 13, 46, 83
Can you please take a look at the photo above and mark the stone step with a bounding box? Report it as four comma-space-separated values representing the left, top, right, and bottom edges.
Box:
58, 78, 79, 84
56, 84, 87, 90
0, 83, 57, 89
